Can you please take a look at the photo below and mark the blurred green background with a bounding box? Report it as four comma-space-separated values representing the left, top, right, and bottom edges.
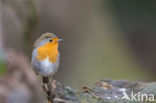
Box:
1, 0, 156, 89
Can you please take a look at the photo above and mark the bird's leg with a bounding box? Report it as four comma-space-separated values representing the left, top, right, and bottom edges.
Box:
42, 76, 53, 103
42, 77, 49, 93
49, 75, 53, 82
42, 76, 53, 95
43, 77, 49, 83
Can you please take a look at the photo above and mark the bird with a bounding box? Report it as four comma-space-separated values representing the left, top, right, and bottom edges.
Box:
31, 33, 62, 84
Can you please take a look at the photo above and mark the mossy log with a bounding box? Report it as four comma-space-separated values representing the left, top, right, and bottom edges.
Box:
46, 79, 156, 103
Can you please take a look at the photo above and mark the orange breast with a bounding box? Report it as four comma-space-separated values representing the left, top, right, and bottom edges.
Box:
36, 44, 59, 63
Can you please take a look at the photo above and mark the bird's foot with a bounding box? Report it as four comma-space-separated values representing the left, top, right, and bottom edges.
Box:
42, 83, 48, 93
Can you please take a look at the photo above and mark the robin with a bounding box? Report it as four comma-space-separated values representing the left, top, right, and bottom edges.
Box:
31, 33, 62, 84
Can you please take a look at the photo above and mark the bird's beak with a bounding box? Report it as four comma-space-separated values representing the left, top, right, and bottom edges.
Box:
58, 39, 63, 42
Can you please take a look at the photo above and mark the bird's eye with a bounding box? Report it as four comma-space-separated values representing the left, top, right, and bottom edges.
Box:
49, 39, 52, 42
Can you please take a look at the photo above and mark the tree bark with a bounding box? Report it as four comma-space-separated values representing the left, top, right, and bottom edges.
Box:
44, 79, 156, 103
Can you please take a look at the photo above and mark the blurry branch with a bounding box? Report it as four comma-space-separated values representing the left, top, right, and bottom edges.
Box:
0, 1, 44, 102
0, 50, 45, 103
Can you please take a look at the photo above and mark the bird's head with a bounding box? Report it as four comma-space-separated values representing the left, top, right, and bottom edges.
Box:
34, 33, 62, 48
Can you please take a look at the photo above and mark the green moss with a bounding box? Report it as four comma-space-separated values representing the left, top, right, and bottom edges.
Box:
0, 49, 7, 75
0, 61, 7, 75
77, 92, 114, 103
